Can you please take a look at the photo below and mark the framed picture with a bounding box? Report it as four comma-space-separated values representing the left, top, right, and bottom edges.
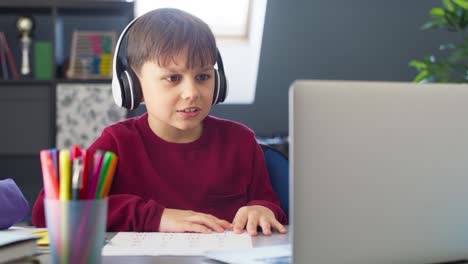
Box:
67, 31, 116, 79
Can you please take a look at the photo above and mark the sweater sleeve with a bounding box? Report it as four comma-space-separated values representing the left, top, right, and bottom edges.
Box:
246, 141, 288, 225
31, 189, 46, 227
32, 127, 167, 231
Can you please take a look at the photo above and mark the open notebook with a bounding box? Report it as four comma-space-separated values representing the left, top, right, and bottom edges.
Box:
0, 232, 39, 263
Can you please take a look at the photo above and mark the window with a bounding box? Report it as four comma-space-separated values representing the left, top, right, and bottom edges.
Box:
136, 0, 250, 39
135, 0, 267, 104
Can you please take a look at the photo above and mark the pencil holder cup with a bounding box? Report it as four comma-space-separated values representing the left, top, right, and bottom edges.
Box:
44, 198, 108, 264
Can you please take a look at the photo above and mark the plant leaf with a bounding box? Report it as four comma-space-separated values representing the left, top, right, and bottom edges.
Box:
421, 21, 436, 30
409, 60, 427, 69
430, 7, 446, 16
414, 70, 430, 83
421, 18, 449, 30
444, 0, 455, 11
445, 11, 461, 30
439, 43, 456, 50
412, 0, 468, 83
454, 0, 468, 9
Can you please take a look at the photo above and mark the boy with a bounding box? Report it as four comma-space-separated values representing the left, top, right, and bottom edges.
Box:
32, 8, 287, 236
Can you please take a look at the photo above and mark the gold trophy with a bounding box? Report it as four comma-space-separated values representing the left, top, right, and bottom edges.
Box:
16, 16, 34, 76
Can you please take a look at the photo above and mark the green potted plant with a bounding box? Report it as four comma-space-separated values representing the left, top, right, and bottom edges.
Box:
410, 0, 468, 82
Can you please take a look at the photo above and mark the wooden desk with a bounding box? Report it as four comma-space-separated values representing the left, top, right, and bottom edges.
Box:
34, 229, 290, 264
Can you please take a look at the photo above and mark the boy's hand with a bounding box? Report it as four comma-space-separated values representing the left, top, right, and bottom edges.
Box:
160, 208, 232, 233
232, 205, 287, 236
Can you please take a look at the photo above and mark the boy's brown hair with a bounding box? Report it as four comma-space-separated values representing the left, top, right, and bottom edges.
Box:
127, 8, 217, 73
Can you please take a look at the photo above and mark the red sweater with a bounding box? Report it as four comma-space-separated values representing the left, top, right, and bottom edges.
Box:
32, 114, 287, 231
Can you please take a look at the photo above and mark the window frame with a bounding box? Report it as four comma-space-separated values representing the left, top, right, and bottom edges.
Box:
135, 0, 252, 41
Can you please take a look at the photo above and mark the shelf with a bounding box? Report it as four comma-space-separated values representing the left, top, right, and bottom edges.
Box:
56, 78, 112, 84
0, 0, 132, 145
0, 0, 54, 8
0, 0, 133, 8
0, 80, 54, 86
0, 0, 134, 216
55, 0, 134, 8
0, 79, 114, 85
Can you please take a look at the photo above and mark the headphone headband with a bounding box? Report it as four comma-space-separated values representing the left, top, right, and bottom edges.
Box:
112, 12, 228, 110
112, 17, 139, 108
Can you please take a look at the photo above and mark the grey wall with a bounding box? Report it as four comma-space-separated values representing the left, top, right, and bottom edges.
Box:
208, 0, 456, 136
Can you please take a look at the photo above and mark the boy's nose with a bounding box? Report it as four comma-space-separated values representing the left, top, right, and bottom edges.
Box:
181, 80, 200, 100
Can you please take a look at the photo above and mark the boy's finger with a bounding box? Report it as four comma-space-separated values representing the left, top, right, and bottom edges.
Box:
191, 215, 224, 232
202, 214, 232, 229
259, 218, 272, 236
271, 219, 287, 234
185, 222, 212, 233
232, 211, 248, 233
246, 216, 259, 236
217, 219, 233, 230
206, 214, 233, 229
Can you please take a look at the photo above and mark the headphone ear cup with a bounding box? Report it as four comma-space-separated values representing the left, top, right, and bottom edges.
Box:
217, 70, 227, 104
120, 69, 142, 110
127, 69, 142, 109
119, 70, 132, 109
213, 69, 227, 105
212, 70, 220, 105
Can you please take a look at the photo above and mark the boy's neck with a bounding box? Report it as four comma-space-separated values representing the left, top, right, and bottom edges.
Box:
146, 115, 203, 143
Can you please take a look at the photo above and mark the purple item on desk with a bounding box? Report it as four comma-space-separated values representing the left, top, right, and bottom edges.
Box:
0, 178, 30, 229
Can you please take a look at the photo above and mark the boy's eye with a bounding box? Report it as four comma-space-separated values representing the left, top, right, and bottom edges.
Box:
165, 75, 181, 82
196, 74, 211, 81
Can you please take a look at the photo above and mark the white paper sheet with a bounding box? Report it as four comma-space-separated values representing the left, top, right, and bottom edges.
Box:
102, 231, 252, 256
205, 244, 291, 264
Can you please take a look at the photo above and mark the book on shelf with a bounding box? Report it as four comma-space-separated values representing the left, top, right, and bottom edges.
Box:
0, 233, 39, 263
34, 41, 53, 80
0, 32, 19, 80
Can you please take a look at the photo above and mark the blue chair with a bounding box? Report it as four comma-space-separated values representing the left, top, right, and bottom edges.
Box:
260, 144, 289, 221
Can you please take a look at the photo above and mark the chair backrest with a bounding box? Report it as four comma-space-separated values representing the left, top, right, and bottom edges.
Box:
260, 144, 289, 221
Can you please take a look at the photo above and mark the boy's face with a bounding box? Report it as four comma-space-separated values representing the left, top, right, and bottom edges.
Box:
137, 49, 215, 142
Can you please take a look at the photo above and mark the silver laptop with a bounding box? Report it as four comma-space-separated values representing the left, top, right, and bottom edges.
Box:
290, 80, 468, 264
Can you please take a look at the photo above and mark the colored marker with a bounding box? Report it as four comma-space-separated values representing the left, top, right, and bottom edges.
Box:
87, 150, 104, 199
80, 150, 90, 199
39, 150, 59, 199
59, 149, 71, 200
101, 154, 118, 198
96, 152, 118, 198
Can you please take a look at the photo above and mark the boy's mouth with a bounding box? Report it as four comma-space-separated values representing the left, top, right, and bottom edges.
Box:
177, 107, 201, 113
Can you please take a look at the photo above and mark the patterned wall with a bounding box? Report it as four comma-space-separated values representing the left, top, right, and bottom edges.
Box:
56, 83, 126, 149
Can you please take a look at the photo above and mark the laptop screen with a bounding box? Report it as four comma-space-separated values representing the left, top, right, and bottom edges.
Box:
290, 80, 468, 264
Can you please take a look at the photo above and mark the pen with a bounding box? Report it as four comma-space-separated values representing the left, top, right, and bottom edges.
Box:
71, 157, 83, 200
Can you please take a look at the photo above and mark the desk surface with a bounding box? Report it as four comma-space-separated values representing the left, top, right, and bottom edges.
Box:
33, 229, 290, 264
